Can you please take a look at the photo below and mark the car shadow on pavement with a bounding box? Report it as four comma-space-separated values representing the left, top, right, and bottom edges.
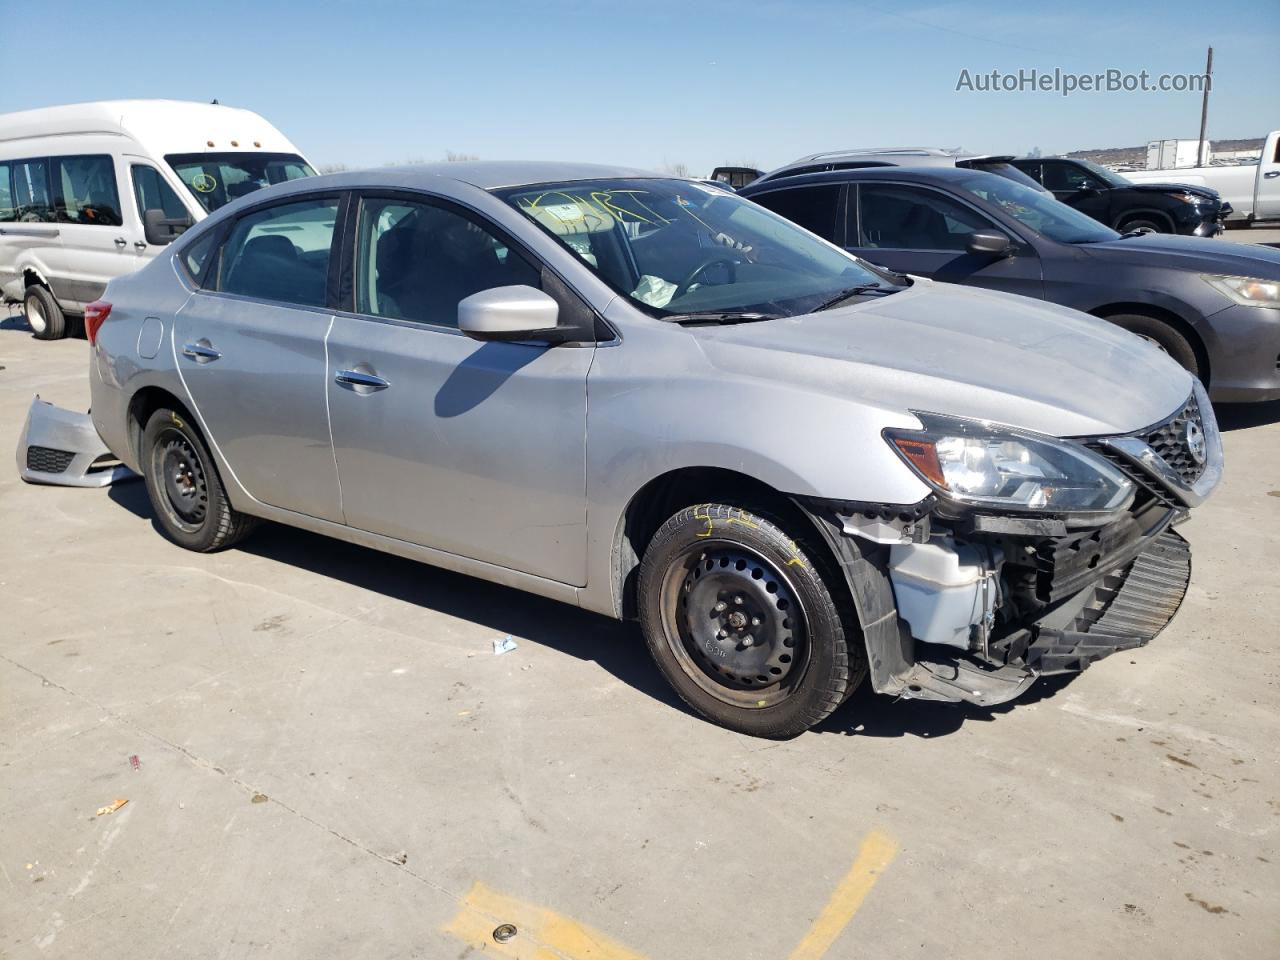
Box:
1215, 399, 1280, 431
106, 480, 689, 716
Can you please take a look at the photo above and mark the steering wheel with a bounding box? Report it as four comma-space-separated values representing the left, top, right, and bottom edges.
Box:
672, 256, 740, 300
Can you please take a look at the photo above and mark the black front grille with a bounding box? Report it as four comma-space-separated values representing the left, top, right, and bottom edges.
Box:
1144, 391, 1206, 486
26, 445, 75, 474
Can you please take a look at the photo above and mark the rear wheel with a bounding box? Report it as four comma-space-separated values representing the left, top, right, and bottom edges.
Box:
141, 407, 257, 552
638, 503, 864, 738
24, 285, 66, 341
1105, 313, 1201, 378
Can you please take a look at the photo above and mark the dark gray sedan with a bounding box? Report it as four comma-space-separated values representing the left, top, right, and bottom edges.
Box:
741, 167, 1280, 402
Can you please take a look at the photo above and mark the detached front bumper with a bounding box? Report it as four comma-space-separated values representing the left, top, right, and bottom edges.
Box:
16, 396, 136, 487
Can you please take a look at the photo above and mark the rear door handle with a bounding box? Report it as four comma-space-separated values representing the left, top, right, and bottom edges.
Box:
114, 236, 127, 247
334, 369, 390, 391
182, 341, 222, 363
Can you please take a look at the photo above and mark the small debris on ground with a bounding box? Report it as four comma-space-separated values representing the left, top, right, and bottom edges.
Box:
251, 793, 269, 804
492, 923, 518, 944
95, 799, 128, 816
394, 851, 408, 865
493, 635, 518, 656
129, 754, 141, 771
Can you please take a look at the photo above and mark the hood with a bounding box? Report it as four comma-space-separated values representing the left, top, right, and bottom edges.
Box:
1079, 231, 1280, 276
1127, 181, 1221, 200
689, 279, 1191, 437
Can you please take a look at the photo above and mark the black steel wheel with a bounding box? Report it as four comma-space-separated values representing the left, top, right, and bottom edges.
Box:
141, 407, 258, 552
638, 503, 864, 737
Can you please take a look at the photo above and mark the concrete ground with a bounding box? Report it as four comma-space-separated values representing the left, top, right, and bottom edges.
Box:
1220, 224, 1280, 246
1, 316, 1277, 960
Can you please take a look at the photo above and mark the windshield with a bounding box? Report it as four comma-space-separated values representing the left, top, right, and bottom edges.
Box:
1072, 158, 1131, 188
955, 172, 1119, 244
498, 178, 893, 318
165, 152, 316, 213
963, 161, 1046, 192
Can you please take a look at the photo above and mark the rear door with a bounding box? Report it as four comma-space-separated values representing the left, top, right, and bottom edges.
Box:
324, 193, 593, 585
1039, 160, 1111, 224
51, 154, 142, 309
173, 193, 345, 522
848, 182, 1044, 299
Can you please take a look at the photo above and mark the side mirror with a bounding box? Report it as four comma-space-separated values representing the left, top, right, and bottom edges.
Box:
143, 208, 194, 246
458, 285, 563, 342
966, 230, 1012, 258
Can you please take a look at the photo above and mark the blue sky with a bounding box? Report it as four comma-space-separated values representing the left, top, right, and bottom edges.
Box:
5, 0, 1277, 175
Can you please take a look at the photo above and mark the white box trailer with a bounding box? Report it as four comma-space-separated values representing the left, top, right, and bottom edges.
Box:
0, 100, 314, 339
1145, 139, 1208, 170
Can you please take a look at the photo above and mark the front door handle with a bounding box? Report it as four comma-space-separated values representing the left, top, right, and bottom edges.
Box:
182, 341, 222, 363
334, 369, 390, 391
1265, 170, 1279, 179
114, 236, 127, 247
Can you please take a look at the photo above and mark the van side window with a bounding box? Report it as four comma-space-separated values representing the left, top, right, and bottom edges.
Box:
216, 197, 339, 308
131, 165, 188, 222
354, 198, 541, 328
53, 155, 123, 227
11, 159, 55, 223
0, 164, 13, 222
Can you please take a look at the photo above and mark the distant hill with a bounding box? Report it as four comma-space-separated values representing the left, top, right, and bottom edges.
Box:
1065, 137, 1264, 167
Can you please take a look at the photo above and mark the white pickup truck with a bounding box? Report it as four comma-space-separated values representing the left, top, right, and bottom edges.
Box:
1126, 130, 1280, 225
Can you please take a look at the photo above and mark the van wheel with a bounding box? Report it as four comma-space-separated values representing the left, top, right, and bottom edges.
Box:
1105, 313, 1201, 378
141, 407, 258, 552
24, 285, 66, 340
638, 503, 864, 738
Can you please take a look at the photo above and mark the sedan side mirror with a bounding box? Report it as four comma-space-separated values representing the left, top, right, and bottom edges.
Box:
966, 230, 1013, 258
458, 285, 564, 342
143, 208, 194, 246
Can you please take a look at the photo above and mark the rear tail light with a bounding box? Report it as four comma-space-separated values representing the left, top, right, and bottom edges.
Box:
84, 300, 112, 345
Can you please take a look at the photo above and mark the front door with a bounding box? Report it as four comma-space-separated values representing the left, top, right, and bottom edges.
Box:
173, 194, 344, 522
849, 182, 1044, 299
325, 195, 593, 585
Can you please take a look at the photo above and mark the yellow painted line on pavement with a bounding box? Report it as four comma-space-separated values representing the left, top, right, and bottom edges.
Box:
442, 829, 897, 960
783, 829, 899, 960
443, 881, 652, 960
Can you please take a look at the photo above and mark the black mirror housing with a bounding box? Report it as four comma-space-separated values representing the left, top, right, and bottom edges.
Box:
966, 230, 1013, 258
143, 208, 194, 246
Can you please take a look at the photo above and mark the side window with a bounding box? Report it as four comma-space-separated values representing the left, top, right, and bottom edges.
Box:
857, 184, 995, 251
132, 165, 189, 221
10, 159, 55, 223
750, 185, 840, 242
1017, 162, 1043, 184
53, 155, 123, 226
179, 230, 220, 286
216, 197, 339, 308
355, 198, 540, 327
0, 163, 12, 221
1041, 162, 1098, 193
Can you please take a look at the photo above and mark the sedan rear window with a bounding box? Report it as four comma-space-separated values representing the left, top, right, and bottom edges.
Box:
215, 198, 338, 307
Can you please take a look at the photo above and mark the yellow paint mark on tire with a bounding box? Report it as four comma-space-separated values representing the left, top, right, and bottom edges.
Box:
783, 830, 899, 960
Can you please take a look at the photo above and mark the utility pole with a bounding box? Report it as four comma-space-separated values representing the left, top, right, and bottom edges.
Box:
1197, 47, 1213, 166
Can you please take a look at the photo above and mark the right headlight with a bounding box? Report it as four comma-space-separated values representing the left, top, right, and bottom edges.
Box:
884, 414, 1135, 518
1202, 274, 1280, 309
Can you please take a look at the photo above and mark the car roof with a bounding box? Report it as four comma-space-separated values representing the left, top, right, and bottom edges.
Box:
740, 165, 999, 192
298, 160, 661, 192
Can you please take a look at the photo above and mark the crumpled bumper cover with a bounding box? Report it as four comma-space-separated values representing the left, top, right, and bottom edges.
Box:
16, 395, 136, 487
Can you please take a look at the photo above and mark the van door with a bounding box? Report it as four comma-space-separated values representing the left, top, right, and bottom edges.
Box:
127, 159, 197, 255
50, 154, 142, 310
1255, 135, 1280, 221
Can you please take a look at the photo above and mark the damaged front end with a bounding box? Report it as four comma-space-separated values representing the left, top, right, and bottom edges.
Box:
798, 381, 1221, 707
16, 396, 136, 487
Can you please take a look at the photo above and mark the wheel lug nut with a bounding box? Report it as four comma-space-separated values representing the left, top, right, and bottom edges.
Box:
734, 595, 744, 605
713, 601, 727, 612
742, 636, 753, 647
751, 617, 761, 627
717, 629, 728, 639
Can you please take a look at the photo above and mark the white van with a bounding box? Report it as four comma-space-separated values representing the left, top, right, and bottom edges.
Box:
0, 99, 315, 339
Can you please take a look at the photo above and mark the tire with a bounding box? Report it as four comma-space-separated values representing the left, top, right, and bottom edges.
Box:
141, 407, 258, 552
638, 503, 866, 738
1118, 217, 1167, 235
1105, 313, 1201, 378
24, 285, 66, 341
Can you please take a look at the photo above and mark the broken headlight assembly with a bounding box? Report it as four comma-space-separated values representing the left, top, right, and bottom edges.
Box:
883, 414, 1135, 520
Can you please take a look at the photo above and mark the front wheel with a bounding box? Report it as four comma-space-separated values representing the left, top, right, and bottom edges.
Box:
141, 407, 258, 552
24, 285, 66, 340
637, 503, 864, 738
1106, 313, 1201, 379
